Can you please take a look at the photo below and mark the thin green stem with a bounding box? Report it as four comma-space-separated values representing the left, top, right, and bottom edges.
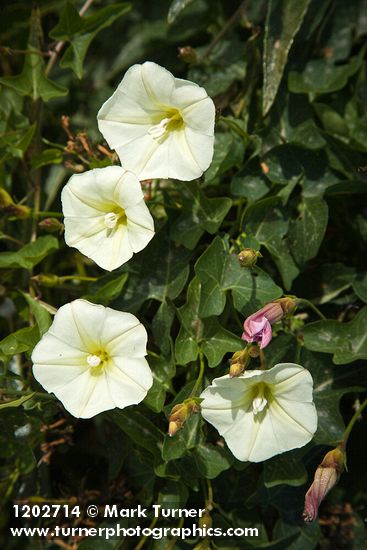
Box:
30, 100, 43, 243
147, 350, 160, 359
0, 46, 51, 57
133, 515, 158, 550
299, 298, 327, 320
0, 390, 55, 400
190, 351, 206, 396
206, 479, 213, 506
202, 0, 249, 59
0, 234, 25, 247
59, 275, 97, 283
342, 397, 367, 447
167, 517, 184, 550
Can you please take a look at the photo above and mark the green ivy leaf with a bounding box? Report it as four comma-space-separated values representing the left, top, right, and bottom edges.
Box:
288, 197, 328, 266
313, 102, 349, 141
84, 272, 128, 306
23, 293, 52, 336
0, 236, 59, 269
273, 520, 321, 550
175, 276, 244, 367
0, 8, 67, 100
170, 181, 232, 249
157, 481, 188, 508
0, 47, 68, 101
303, 307, 367, 364
193, 443, 233, 479
301, 349, 360, 445
200, 318, 244, 368
353, 272, 367, 303
116, 231, 191, 313
49, 1, 83, 40
231, 172, 271, 202
0, 325, 40, 359
162, 414, 201, 461
144, 354, 175, 413
175, 277, 202, 365
30, 148, 63, 169
288, 46, 366, 94
58, 4, 131, 78
152, 299, 175, 356
0, 124, 36, 159
242, 197, 299, 289
109, 409, 163, 459
263, 0, 311, 115
264, 450, 307, 488
204, 132, 244, 183
167, 0, 196, 24
195, 235, 282, 317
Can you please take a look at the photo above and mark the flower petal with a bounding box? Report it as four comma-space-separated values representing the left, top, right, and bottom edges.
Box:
200, 364, 318, 463
139, 61, 176, 106
32, 300, 152, 418
181, 97, 215, 135
105, 323, 147, 358
180, 128, 214, 173
97, 62, 215, 180
62, 167, 154, 270
144, 130, 202, 181
110, 356, 153, 392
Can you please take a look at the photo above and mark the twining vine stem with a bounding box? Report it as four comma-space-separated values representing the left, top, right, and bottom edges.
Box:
298, 298, 327, 320
342, 397, 367, 448
191, 350, 206, 396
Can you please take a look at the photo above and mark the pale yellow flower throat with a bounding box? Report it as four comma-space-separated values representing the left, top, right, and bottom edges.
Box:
103, 208, 127, 230
148, 109, 184, 140
87, 350, 109, 376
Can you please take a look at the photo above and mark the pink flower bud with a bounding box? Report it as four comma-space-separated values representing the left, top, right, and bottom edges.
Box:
303, 447, 345, 522
241, 302, 284, 349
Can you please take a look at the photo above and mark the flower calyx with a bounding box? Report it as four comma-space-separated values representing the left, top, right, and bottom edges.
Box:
229, 348, 252, 377
274, 296, 298, 315
168, 397, 202, 437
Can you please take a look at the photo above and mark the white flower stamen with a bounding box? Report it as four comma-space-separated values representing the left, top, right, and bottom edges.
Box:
148, 117, 171, 139
252, 394, 268, 415
104, 212, 118, 229
87, 354, 102, 367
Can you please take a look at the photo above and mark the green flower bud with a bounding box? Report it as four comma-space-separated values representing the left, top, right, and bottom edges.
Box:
229, 362, 245, 377
38, 218, 64, 234
0, 188, 14, 209
178, 46, 198, 64
238, 248, 262, 268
